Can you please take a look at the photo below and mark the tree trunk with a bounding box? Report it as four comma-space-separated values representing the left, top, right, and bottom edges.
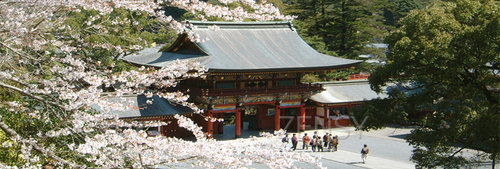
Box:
492, 152, 496, 169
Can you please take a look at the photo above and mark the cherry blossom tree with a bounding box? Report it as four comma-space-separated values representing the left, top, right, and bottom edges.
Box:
0, 0, 319, 168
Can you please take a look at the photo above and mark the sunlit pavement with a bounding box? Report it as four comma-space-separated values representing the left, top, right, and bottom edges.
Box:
208, 125, 497, 169
279, 127, 497, 169
219, 124, 416, 169
286, 127, 416, 169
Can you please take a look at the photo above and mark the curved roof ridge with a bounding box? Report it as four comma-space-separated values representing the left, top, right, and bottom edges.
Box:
186, 20, 293, 30
122, 21, 362, 72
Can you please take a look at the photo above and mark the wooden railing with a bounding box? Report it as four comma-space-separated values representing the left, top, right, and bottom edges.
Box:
348, 73, 370, 80
187, 83, 323, 97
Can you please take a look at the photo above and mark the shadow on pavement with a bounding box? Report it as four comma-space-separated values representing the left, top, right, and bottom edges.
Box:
213, 122, 265, 140
389, 134, 408, 140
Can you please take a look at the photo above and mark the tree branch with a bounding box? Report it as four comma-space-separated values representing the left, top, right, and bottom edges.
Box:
0, 116, 84, 168
0, 41, 35, 60
0, 81, 68, 111
0, 81, 80, 133
450, 147, 465, 158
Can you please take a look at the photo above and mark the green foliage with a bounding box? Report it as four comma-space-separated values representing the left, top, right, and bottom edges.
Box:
322, 70, 350, 81
0, 7, 183, 166
282, 0, 430, 81
383, 0, 424, 27
64, 7, 178, 70
351, 97, 408, 131
0, 92, 90, 167
285, 0, 365, 58
0, 130, 25, 166
364, 0, 499, 167
301, 74, 321, 83
301, 68, 359, 82
285, 0, 422, 59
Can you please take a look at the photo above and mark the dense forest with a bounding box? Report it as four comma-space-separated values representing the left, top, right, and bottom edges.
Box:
282, 0, 433, 81
283, 0, 431, 58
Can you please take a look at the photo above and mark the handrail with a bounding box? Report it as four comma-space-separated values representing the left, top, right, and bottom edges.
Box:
188, 84, 323, 97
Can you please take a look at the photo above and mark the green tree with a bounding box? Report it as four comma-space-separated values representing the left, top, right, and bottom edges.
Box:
285, 0, 335, 54
326, 0, 366, 58
284, 0, 431, 59
383, 0, 424, 27
285, 0, 373, 58
355, 0, 499, 168
64, 8, 178, 71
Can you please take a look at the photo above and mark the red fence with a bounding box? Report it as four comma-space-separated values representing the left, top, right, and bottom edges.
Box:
348, 73, 370, 80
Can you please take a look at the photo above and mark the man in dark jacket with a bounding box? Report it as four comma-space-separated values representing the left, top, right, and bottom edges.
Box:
291, 134, 298, 151
361, 144, 369, 163
323, 133, 330, 148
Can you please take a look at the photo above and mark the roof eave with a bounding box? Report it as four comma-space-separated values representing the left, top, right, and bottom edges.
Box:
314, 101, 365, 106
186, 20, 294, 30
207, 62, 362, 73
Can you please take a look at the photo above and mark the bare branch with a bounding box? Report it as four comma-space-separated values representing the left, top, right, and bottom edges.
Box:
450, 147, 465, 158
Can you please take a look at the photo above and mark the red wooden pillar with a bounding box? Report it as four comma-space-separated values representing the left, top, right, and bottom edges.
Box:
275, 105, 281, 131
207, 110, 213, 138
324, 107, 329, 129
300, 104, 306, 131
235, 108, 242, 138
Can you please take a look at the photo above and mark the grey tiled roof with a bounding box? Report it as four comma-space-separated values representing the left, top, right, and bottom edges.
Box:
310, 80, 389, 104
92, 95, 193, 118
122, 21, 361, 72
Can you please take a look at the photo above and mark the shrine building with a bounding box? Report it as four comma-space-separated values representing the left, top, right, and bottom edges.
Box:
309, 80, 389, 128
118, 21, 363, 138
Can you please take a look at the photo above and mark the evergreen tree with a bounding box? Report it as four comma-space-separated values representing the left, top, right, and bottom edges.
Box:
383, 0, 424, 27
354, 0, 499, 168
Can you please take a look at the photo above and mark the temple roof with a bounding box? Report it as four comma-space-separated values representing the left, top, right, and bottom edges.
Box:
92, 95, 193, 118
310, 80, 389, 104
122, 21, 361, 72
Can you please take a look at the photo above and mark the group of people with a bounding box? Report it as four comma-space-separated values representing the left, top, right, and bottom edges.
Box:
282, 132, 370, 163
283, 131, 339, 152
302, 131, 339, 152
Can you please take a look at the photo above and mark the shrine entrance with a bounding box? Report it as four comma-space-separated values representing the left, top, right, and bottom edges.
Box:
243, 106, 259, 130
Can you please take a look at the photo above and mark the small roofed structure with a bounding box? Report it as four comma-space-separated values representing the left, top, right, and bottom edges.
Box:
311, 80, 388, 105
92, 95, 196, 138
308, 80, 389, 127
122, 21, 361, 73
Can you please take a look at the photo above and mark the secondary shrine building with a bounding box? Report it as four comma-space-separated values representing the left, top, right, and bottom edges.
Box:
119, 21, 364, 138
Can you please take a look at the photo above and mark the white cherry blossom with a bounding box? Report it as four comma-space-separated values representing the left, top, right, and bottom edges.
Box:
0, 0, 317, 168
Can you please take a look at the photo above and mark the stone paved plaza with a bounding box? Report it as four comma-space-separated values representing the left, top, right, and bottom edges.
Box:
217, 125, 497, 169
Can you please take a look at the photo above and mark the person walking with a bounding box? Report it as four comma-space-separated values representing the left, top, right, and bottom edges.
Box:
361, 144, 369, 163
311, 137, 317, 152
323, 133, 330, 151
302, 133, 310, 150
282, 134, 289, 149
327, 134, 334, 151
332, 135, 339, 151
313, 131, 319, 140
291, 134, 298, 151
316, 137, 323, 152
